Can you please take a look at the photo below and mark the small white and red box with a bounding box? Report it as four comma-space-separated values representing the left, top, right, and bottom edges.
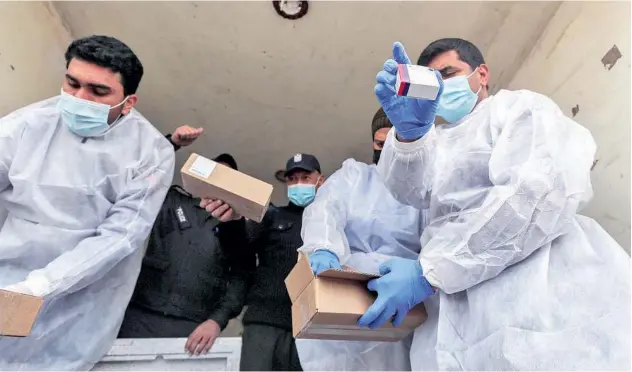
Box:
395, 64, 441, 100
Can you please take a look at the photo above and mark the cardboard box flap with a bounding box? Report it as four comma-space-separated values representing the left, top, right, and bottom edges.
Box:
0, 290, 44, 337
285, 252, 381, 302
316, 269, 379, 281
285, 252, 313, 302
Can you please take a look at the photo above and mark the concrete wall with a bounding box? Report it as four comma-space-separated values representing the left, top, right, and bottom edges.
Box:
51, 1, 560, 204
509, 1, 631, 252
0, 2, 71, 116
2, 1, 626, 245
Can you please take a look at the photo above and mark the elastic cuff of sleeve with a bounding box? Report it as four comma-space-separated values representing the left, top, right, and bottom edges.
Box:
420, 276, 437, 295
313, 248, 338, 259
389, 126, 434, 153
24, 274, 52, 297
419, 257, 440, 290
165, 134, 181, 151
396, 124, 433, 141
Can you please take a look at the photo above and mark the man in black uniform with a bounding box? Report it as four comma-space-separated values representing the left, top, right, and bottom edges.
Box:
118, 133, 245, 355
201, 153, 324, 371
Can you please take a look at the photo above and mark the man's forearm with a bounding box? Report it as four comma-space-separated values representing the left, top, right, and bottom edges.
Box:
210, 246, 255, 330
209, 276, 248, 330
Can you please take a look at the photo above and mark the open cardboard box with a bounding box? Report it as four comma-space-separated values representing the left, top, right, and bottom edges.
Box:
181, 153, 274, 223
285, 253, 427, 342
0, 290, 44, 337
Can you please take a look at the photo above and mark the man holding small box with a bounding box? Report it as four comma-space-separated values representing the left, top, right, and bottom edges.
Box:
369, 37, 630, 371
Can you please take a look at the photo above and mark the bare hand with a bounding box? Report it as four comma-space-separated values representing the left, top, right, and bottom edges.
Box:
185, 319, 221, 355
172, 125, 204, 147
200, 198, 241, 222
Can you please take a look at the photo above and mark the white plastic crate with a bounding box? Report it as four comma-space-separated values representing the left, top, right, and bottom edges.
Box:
92, 337, 242, 371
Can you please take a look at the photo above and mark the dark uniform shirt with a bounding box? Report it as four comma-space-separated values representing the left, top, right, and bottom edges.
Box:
218, 203, 304, 331
126, 186, 248, 330
119, 134, 247, 337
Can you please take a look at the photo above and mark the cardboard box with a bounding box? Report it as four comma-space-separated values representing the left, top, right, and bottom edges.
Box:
285, 253, 427, 342
0, 290, 44, 337
396, 64, 441, 100
181, 153, 273, 223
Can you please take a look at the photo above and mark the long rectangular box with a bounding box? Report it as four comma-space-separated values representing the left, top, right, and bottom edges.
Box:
285, 253, 427, 342
181, 153, 274, 223
0, 290, 44, 337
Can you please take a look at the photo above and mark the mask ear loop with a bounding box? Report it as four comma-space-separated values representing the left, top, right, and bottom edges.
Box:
315, 175, 323, 188
466, 67, 482, 96
110, 96, 130, 125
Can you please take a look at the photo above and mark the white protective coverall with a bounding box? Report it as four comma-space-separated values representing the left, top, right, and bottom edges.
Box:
0, 96, 175, 370
297, 158, 425, 371
377, 89, 631, 370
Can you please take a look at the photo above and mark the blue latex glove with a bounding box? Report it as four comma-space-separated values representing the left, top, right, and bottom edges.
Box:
374, 42, 444, 140
309, 249, 342, 275
357, 257, 435, 329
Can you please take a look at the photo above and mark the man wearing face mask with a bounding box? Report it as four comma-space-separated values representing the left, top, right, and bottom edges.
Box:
0, 35, 174, 370
294, 108, 424, 370
200, 153, 324, 371
363, 38, 630, 370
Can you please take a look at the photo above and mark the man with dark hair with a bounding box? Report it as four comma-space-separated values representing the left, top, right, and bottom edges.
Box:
361, 38, 630, 370
0, 35, 175, 370
118, 153, 248, 357
417, 37, 486, 72
201, 153, 326, 371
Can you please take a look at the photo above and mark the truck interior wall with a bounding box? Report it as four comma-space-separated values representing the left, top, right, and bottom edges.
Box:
50, 1, 561, 204
509, 1, 631, 253
0, 2, 71, 116
0, 1, 628, 272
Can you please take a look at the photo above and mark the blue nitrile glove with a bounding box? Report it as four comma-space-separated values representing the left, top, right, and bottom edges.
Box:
357, 257, 435, 329
309, 250, 342, 275
374, 42, 444, 140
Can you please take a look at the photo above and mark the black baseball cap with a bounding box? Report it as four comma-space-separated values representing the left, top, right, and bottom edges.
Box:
284, 153, 321, 177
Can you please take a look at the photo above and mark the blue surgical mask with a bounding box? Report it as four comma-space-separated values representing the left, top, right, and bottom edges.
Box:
288, 183, 317, 207
57, 89, 128, 137
436, 68, 481, 124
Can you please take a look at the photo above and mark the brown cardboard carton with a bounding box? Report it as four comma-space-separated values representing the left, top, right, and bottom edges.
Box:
181, 153, 274, 223
0, 290, 44, 337
285, 253, 427, 342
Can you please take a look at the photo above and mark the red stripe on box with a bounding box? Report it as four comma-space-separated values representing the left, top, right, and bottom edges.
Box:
397, 64, 411, 96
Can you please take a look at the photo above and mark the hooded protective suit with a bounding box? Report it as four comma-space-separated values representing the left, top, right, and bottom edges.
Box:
297, 158, 425, 371
377, 89, 631, 370
0, 96, 175, 370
